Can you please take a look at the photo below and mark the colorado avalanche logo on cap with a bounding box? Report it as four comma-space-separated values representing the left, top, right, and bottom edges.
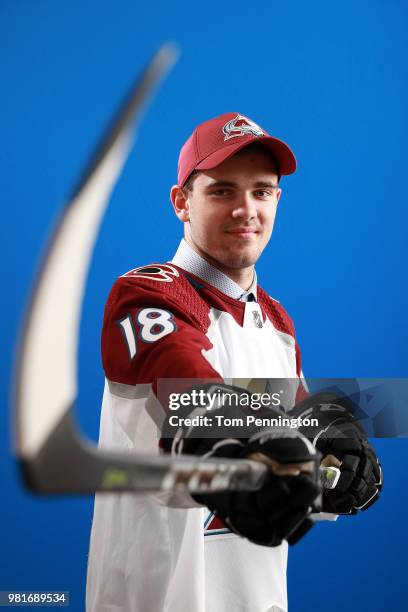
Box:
222, 114, 264, 141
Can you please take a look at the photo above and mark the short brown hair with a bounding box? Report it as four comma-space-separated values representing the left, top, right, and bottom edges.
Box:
183, 170, 199, 192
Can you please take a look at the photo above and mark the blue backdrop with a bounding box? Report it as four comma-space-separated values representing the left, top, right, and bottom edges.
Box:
2, 1, 407, 610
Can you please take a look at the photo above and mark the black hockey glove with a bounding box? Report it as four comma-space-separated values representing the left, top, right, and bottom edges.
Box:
290, 392, 383, 515
161, 384, 322, 547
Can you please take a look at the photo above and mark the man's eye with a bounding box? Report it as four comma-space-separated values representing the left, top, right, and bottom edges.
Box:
254, 190, 270, 197
212, 189, 230, 196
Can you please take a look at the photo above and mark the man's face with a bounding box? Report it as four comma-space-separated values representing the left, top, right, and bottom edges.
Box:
172, 147, 281, 274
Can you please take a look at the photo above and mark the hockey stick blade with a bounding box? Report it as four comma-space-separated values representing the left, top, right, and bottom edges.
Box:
13, 43, 181, 491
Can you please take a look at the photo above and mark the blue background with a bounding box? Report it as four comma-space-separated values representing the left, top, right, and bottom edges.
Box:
1, 1, 407, 610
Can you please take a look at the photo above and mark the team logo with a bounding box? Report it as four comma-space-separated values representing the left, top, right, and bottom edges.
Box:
123, 264, 179, 282
222, 114, 264, 141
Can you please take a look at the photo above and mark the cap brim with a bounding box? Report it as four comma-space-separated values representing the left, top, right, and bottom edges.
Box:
195, 135, 297, 176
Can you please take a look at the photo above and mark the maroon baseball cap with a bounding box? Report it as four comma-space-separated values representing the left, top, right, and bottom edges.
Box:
177, 112, 297, 187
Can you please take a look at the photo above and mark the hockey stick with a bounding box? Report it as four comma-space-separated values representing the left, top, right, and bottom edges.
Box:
13, 43, 339, 495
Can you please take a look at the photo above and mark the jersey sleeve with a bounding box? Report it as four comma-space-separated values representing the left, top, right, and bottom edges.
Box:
99, 268, 223, 508
102, 272, 222, 389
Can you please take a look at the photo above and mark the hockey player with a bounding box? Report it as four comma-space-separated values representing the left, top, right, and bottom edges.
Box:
86, 113, 381, 612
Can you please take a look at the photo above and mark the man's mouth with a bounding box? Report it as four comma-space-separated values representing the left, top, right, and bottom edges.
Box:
225, 227, 259, 236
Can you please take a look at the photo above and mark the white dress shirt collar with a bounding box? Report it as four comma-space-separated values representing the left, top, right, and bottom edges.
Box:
172, 239, 257, 302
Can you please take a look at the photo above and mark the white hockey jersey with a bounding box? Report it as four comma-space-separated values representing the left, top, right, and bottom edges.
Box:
86, 258, 305, 612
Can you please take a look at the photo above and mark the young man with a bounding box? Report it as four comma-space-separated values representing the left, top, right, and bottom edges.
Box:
86, 113, 381, 612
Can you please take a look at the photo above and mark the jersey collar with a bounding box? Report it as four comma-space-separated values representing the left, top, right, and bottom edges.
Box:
171, 239, 257, 302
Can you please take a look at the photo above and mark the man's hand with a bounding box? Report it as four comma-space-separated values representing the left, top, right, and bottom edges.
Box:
196, 430, 321, 547
161, 383, 322, 547
291, 393, 383, 514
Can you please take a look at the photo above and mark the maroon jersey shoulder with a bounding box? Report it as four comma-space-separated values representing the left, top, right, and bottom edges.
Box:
107, 262, 211, 333
102, 263, 222, 386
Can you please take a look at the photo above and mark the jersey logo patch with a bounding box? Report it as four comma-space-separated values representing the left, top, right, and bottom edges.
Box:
222, 114, 264, 141
123, 264, 179, 282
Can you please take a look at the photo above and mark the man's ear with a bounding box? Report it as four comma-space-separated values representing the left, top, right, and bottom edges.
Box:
170, 185, 190, 222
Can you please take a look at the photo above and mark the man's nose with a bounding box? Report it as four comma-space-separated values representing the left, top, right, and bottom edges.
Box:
231, 193, 257, 220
